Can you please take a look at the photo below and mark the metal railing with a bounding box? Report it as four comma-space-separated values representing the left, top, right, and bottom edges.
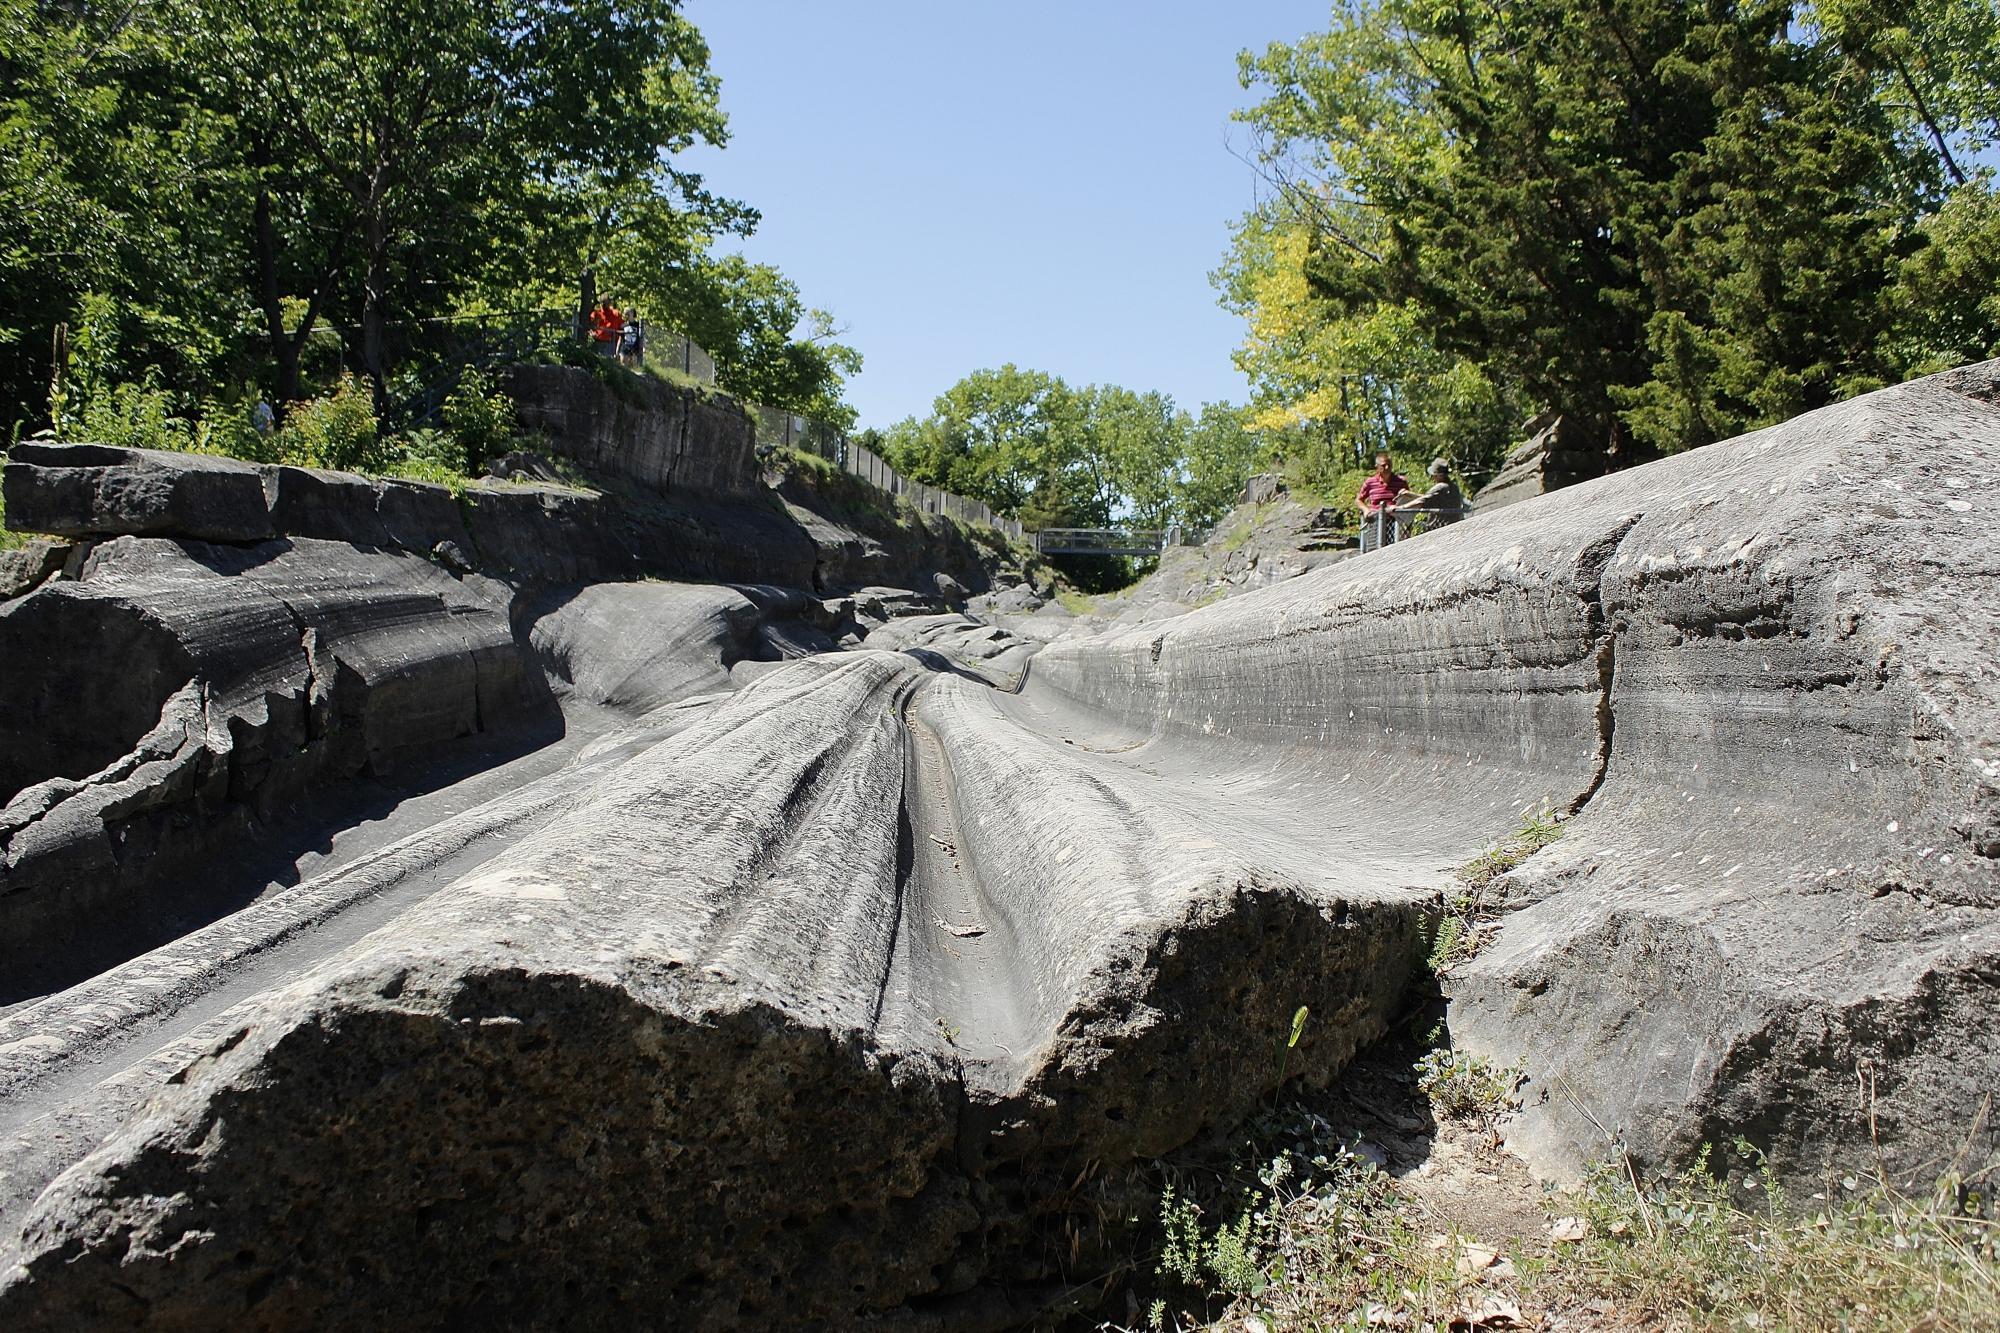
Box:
1359, 505, 1469, 553
780, 429, 1026, 541
1030, 526, 1207, 556
1033, 528, 1165, 556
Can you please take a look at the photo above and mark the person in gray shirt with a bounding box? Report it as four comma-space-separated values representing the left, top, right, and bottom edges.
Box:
1395, 458, 1465, 534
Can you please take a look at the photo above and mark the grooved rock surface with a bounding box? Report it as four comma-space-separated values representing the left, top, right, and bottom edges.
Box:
523, 581, 767, 713
0, 537, 529, 950
0, 653, 1432, 1327
1448, 362, 2000, 1185
1031, 359, 2000, 1188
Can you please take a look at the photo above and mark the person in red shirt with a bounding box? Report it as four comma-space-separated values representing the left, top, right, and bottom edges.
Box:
1356, 452, 1409, 551
1356, 452, 1407, 515
589, 300, 623, 351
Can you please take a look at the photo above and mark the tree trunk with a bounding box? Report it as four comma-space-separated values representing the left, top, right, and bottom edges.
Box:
253, 182, 305, 414
578, 268, 595, 343
361, 209, 389, 415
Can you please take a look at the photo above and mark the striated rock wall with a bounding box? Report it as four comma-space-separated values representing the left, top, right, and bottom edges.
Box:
0, 537, 529, 955
456, 477, 814, 588
504, 363, 763, 499
1028, 359, 2000, 1187
769, 451, 1048, 597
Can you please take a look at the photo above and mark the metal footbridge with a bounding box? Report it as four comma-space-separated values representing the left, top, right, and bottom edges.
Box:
1031, 527, 1199, 557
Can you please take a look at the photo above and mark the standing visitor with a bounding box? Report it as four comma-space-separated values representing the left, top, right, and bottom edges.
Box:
589, 300, 623, 357
1394, 458, 1465, 536
620, 309, 644, 367
1356, 452, 1408, 551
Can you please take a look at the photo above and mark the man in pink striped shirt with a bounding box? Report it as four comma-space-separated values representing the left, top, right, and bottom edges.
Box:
1356, 452, 1408, 517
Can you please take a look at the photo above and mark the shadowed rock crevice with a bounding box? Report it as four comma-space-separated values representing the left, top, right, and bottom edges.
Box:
1565, 511, 1643, 816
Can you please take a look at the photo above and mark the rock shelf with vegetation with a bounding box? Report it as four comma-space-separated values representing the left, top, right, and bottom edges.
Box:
0, 362, 1993, 1327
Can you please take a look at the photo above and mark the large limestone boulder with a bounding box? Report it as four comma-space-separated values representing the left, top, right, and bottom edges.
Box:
1449, 361, 2000, 1184
505, 364, 764, 499
2, 443, 274, 543
522, 580, 769, 713
2, 443, 818, 590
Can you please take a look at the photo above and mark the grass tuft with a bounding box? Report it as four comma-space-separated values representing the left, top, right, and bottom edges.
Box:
1534, 1142, 2000, 1331
1429, 810, 1566, 976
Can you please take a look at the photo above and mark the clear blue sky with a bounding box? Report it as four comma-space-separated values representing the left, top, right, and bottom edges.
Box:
678, 2, 1332, 431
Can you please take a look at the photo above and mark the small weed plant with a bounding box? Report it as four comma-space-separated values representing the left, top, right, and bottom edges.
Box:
1414, 1045, 1522, 1124
1460, 808, 1564, 893
1143, 1101, 1997, 1333
1148, 1107, 1489, 1330
1430, 809, 1567, 976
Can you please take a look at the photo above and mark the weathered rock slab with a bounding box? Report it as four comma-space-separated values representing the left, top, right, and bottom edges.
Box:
1031, 358, 2000, 1189
0, 536, 530, 951
0, 653, 1432, 1326
3, 443, 274, 543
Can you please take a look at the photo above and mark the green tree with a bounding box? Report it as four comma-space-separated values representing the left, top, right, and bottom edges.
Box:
1180, 403, 1269, 530
884, 365, 1106, 527
0, 0, 865, 440
619, 253, 862, 427
1086, 385, 1183, 531
195, 0, 738, 409
883, 368, 1268, 534
0, 1, 249, 431
1226, 0, 2000, 464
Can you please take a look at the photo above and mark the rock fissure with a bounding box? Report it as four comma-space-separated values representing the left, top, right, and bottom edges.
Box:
1565, 513, 1643, 817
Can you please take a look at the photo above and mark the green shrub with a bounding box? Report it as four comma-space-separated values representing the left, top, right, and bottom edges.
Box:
1147, 1100, 1999, 1332
189, 398, 280, 464
378, 428, 469, 491
442, 369, 516, 473
75, 375, 195, 452
277, 375, 380, 471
